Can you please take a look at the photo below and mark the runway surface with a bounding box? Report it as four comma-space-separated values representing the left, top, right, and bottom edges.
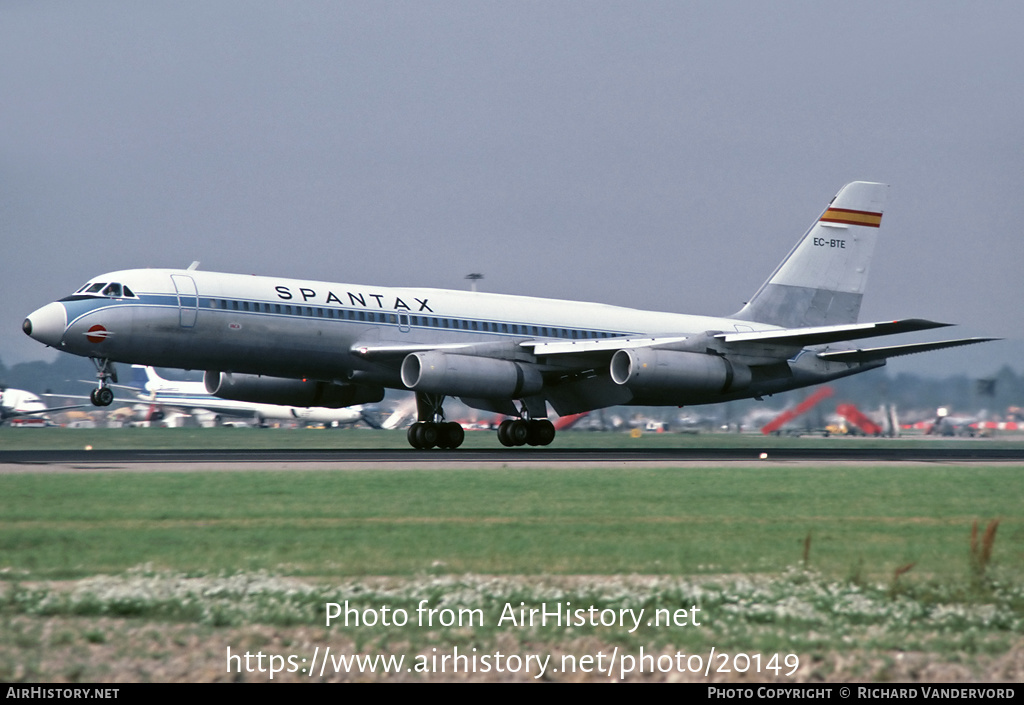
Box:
3, 446, 1023, 473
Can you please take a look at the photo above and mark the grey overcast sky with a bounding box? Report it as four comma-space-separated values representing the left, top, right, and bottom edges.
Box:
2, 1, 1021, 376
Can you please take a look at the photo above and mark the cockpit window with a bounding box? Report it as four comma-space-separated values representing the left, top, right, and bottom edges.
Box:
66, 281, 138, 299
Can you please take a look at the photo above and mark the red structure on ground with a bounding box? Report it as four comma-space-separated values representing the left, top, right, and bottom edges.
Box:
761, 386, 835, 435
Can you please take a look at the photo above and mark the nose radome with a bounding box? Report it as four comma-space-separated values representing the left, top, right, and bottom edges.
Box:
23, 302, 67, 347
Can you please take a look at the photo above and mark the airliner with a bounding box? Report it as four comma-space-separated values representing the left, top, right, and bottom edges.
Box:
1, 384, 93, 426
0, 386, 57, 426
23, 182, 994, 448
120, 365, 377, 428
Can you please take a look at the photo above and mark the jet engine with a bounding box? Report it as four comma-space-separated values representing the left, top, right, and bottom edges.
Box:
204, 372, 384, 408
401, 351, 543, 399
610, 349, 751, 400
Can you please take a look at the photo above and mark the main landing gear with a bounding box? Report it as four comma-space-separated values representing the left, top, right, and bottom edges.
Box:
406, 393, 557, 449
407, 392, 465, 449
497, 418, 555, 447
89, 358, 117, 407
407, 420, 466, 450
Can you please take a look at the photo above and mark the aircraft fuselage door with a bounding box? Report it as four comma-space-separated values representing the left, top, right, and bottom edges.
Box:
171, 274, 198, 328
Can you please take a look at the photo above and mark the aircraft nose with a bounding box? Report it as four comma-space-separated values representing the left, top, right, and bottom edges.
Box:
23, 302, 68, 347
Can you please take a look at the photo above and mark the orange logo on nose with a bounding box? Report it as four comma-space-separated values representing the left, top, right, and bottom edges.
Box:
86, 325, 109, 343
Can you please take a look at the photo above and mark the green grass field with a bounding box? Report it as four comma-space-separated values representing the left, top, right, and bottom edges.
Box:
2, 462, 1021, 581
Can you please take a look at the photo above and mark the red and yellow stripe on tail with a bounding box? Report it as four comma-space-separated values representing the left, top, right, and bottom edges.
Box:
820, 207, 882, 227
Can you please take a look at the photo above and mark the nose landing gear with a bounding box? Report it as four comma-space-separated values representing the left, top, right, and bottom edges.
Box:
89, 358, 117, 407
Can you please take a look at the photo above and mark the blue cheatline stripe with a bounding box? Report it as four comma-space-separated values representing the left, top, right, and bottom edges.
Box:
62, 293, 639, 341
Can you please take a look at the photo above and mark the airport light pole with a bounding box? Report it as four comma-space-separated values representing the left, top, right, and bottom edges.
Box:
465, 273, 483, 292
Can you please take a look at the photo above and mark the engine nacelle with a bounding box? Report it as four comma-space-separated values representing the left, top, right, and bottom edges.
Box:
610, 349, 752, 398
203, 372, 384, 408
401, 352, 543, 399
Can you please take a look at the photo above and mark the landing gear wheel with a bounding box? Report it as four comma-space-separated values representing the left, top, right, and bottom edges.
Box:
407, 423, 423, 449
497, 419, 515, 447
90, 387, 114, 407
409, 421, 464, 450
510, 420, 531, 446
419, 422, 439, 449
527, 419, 556, 446
408, 422, 436, 449
438, 422, 465, 449
498, 418, 556, 447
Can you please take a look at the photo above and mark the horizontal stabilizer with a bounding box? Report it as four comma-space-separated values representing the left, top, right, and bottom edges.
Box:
716, 319, 951, 348
817, 337, 1000, 363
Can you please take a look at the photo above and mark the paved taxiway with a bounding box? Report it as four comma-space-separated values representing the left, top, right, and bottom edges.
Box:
2, 447, 1022, 474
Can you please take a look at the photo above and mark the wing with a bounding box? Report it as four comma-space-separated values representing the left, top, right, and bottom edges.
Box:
349, 319, 996, 417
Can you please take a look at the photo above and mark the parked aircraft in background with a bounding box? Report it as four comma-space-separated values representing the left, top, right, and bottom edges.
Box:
123, 366, 378, 428
23, 182, 996, 448
924, 408, 983, 437
0, 385, 85, 426
1, 386, 49, 426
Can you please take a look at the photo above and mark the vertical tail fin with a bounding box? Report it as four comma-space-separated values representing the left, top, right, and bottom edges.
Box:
128, 365, 150, 390
731, 181, 888, 328
129, 365, 168, 391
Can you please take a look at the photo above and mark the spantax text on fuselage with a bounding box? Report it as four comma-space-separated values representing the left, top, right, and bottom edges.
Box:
274, 285, 434, 313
